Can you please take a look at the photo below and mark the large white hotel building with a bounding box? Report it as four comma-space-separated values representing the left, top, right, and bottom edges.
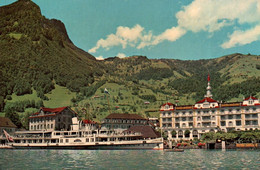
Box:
160, 76, 260, 140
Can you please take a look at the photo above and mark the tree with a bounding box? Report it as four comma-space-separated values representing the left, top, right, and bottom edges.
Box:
5, 111, 22, 128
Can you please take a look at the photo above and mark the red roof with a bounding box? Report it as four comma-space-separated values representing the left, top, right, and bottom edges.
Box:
82, 119, 96, 124
244, 96, 258, 100
196, 97, 217, 104
41, 107, 67, 113
161, 103, 175, 106
29, 106, 74, 119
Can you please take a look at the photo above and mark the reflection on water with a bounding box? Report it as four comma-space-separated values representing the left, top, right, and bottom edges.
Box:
0, 149, 259, 169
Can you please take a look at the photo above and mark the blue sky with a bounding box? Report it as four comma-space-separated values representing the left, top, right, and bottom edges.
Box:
1, 0, 260, 60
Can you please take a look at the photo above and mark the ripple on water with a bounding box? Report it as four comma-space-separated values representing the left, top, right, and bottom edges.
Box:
0, 149, 259, 169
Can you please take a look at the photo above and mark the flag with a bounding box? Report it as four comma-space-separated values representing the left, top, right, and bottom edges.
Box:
104, 88, 110, 94
207, 74, 210, 82
3, 129, 14, 142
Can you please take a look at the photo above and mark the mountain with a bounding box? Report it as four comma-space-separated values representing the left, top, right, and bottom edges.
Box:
0, 0, 105, 111
1, 1, 260, 125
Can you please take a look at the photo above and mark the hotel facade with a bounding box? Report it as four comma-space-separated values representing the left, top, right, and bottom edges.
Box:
160, 76, 260, 140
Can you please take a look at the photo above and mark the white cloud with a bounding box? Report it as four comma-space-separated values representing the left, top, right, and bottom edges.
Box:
221, 25, 260, 49
117, 53, 126, 58
89, 25, 186, 52
176, 0, 260, 48
89, 24, 143, 53
176, 0, 260, 33
138, 26, 186, 49
96, 56, 104, 60
89, 0, 260, 52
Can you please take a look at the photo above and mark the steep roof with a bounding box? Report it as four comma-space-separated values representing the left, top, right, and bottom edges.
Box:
244, 96, 258, 100
30, 106, 75, 119
105, 113, 146, 120
161, 103, 174, 106
41, 106, 68, 113
0, 117, 17, 128
126, 125, 160, 138
196, 97, 217, 104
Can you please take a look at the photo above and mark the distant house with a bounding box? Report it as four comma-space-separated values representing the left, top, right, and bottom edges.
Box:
101, 113, 148, 131
29, 106, 77, 131
0, 117, 17, 135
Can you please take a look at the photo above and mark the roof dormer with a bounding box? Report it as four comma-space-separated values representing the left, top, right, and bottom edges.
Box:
194, 97, 219, 109
160, 103, 175, 111
243, 96, 259, 106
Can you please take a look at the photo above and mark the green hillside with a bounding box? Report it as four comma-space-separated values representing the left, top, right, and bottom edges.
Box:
1, 1, 260, 129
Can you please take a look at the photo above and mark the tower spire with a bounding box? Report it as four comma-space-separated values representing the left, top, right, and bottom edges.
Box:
205, 73, 213, 98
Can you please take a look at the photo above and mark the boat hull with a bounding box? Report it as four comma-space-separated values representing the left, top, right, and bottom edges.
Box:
11, 143, 162, 150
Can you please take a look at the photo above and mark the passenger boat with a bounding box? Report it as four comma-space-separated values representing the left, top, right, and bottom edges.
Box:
6, 117, 164, 150
9, 130, 163, 150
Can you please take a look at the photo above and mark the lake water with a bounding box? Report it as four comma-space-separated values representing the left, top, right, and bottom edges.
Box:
0, 149, 259, 169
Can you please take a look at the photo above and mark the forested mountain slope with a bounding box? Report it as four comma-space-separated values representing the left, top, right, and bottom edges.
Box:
1, 0, 260, 127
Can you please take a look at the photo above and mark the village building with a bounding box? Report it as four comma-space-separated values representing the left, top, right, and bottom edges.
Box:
160, 75, 260, 140
29, 106, 77, 131
0, 117, 17, 144
101, 113, 148, 132
0, 117, 17, 135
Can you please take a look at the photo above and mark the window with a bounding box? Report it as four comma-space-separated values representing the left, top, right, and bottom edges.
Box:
175, 123, 180, 128
221, 121, 226, 126
236, 114, 241, 119
189, 111, 192, 115
252, 120, 258, 125
245, 114, 250, 118
245, 121, 250, 125
221, 115, 226, 120
165, 105, 169, 109
252, 114, 258, 118
236, 120, 241, 126
228, 115, 233, 119
182, 117, 186, 121
189, 123, 193, 127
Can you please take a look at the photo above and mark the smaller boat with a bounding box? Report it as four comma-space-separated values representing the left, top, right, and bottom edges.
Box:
164, 148, 184, 152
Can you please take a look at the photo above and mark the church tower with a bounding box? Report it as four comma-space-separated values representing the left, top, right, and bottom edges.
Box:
204, 74, 213, 98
